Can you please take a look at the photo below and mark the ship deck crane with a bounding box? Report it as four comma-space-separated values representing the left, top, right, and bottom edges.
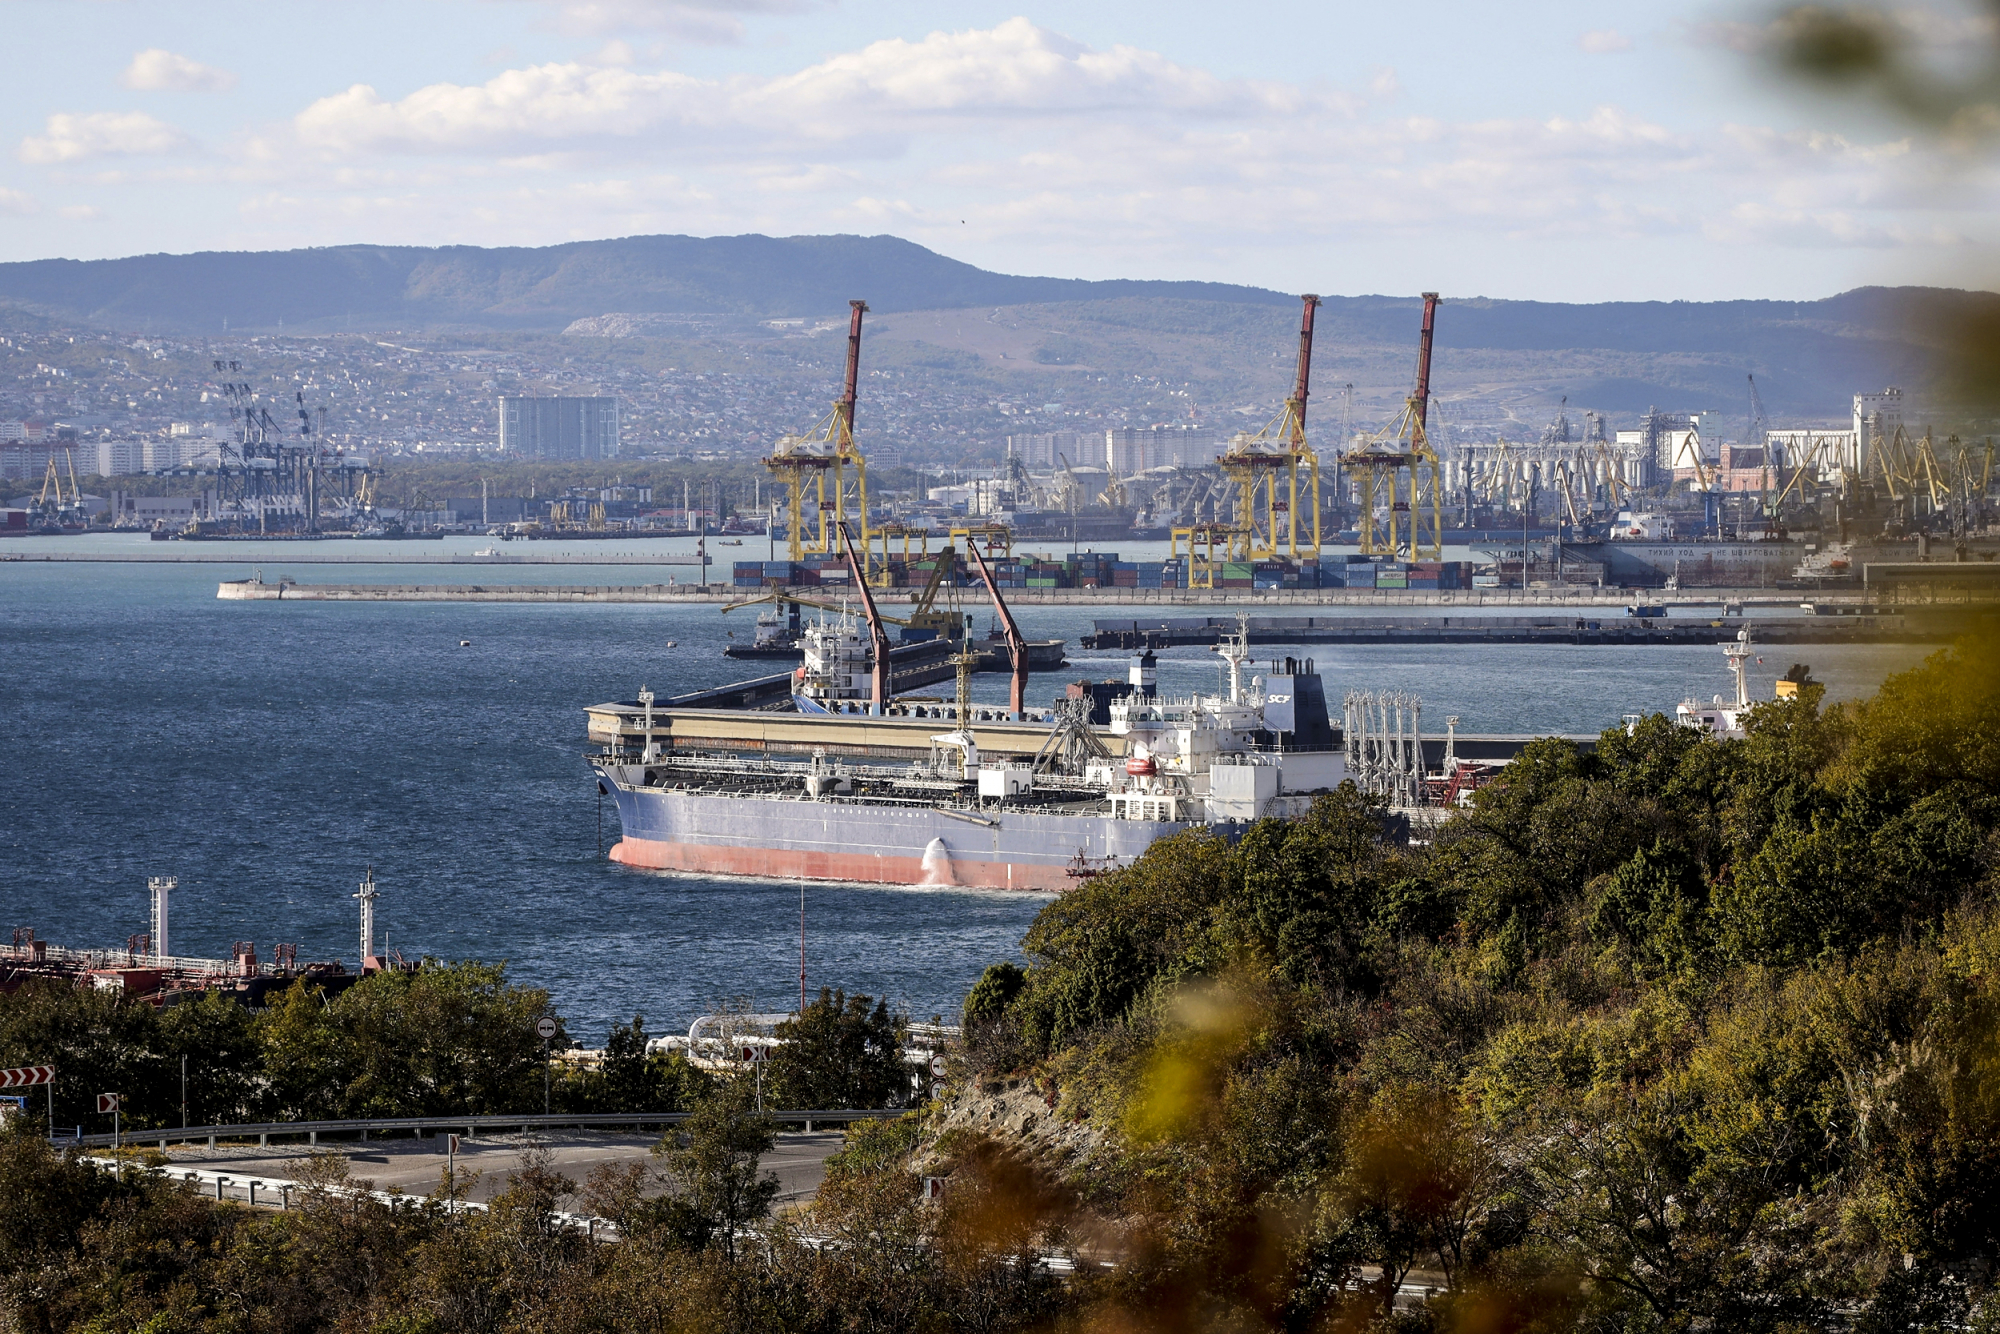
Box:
723, 543, 968, 640
838, 521, 893, 714
766, 301, 871, 569
1339, 293, 1445, 560
964, 542, 1029, 721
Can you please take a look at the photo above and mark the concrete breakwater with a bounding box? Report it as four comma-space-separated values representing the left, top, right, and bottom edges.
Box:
219, 579, 729, 602
6, 552, 709, 566
1081, 612, 1928, 648
215, 578, 1895, 609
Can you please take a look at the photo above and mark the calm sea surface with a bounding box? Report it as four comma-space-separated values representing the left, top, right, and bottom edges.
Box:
0, 534, 1933, 1039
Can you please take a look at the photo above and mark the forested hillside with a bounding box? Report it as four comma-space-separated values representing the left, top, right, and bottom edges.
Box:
1, 624, 1994, 1332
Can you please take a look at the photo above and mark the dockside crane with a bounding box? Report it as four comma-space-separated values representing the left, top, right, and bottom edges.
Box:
1199, 293, 1323, 571
766, 301, 871, 570
965, 542, 1030, 721
1340, 293, 1445, 560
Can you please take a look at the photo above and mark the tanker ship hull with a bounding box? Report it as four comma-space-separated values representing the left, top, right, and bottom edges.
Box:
600, 780, 1190, 892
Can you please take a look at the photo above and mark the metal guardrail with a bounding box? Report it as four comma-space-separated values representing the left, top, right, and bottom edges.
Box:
78, 1155, 615, 1237
63, 1108, 903, 1150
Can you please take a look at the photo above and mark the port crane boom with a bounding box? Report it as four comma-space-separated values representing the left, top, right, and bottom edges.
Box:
965, 542, 1029, 720
838, 522, 893, 714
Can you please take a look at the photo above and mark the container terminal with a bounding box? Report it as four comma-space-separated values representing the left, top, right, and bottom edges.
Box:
20, 277, 1992, 596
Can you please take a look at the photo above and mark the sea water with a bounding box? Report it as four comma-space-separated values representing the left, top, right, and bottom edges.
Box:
0, 535, 1933, 1038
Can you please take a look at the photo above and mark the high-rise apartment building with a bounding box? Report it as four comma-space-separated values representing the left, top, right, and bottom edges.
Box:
1106, 426, 1214, 474
498, 396, 620, 460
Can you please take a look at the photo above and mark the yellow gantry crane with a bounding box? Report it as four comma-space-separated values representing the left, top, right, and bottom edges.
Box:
1340, 293, 1445, 560
765, 300, 871, 569
1208, 293, 1324, 563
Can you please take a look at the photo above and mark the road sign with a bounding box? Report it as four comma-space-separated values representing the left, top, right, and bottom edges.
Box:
929, 1054, 948, 1077
97, 1092, 120, 1114
740, 1044, 767, 1063
0, 1065, 53, 1089
536, 1017, 557, 1041
0, 1096, 25, 1121
447, 1133, 461, 1155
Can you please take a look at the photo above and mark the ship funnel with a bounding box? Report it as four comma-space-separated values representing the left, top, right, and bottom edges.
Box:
1129, 650, 1157, 697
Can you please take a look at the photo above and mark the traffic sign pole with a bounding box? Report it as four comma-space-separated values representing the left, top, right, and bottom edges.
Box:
536, 1016, 558, 1117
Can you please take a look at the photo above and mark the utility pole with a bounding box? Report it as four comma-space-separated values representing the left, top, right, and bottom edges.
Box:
180, 1055, 187, 1129
537, 1015, 556, 1115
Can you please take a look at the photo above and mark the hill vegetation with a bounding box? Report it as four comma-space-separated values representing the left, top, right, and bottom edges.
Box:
0, 625, 1995, 1331
2, 233, 1994, 420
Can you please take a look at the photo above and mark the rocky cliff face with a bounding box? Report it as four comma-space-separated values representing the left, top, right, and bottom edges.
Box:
931, 1075, 1105, 1170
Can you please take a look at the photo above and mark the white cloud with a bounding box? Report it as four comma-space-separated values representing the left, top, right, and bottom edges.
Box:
57, 204, 101, 220
0, 187, 37, 216
1579, 29, 1632, 54
19, 112, 192, 165
291, 19, 1321, 158
220, 19, 2000, 268
121, 48, 238, 93
498, 0, 818, 43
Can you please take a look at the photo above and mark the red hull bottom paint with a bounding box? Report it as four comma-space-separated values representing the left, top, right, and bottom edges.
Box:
609, 837, 1073, 893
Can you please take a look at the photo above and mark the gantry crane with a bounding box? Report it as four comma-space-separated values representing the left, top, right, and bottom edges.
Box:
1197, 294, 1323, 568
1339, 293, 1445, 560
765, 301, 871, 569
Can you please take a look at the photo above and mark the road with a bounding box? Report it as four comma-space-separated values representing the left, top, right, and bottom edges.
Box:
155, 1128, 846, 1212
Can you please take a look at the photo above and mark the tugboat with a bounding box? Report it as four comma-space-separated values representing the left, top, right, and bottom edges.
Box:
724, 602, 805, 660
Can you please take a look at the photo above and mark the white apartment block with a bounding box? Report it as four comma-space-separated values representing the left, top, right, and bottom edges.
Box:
1106, 426, 1215, 475
95, 440, 147, 477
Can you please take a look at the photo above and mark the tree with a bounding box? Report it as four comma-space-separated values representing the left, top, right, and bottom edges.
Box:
766, 988, 907, 1110
0, 979, 167, 1131
653, 1079, 780, 1262
158, 989, 264, 1126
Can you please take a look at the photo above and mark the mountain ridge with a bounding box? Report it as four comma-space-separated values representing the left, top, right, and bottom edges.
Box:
0, 233, 1990, 420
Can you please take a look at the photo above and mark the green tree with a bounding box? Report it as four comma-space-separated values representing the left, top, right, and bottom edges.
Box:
652, 1079, 780, 1262
0, 980, 166, 1132
767, 988, 907, 1110
157, 990, 264, 1127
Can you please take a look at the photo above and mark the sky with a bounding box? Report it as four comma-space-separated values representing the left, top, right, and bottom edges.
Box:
2, 0, 1997, 302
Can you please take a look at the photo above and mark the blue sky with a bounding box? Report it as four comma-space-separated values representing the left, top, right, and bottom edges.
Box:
2, 0, 1993, 301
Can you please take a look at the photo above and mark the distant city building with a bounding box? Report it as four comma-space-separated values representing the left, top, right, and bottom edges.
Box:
1004, 431, 1092, 470
0, 442, 56, 482
1007, 427, 1216, 475
1106, 426, 1214, 474
1853, 386, 1903, 473
94, 440, 146, 476
498, 396, 620, 460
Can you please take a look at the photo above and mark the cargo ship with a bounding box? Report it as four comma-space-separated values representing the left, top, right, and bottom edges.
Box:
592, 630, 1347, 890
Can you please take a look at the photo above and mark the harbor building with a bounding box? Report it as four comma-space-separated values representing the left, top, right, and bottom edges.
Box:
498, 395, 620, 460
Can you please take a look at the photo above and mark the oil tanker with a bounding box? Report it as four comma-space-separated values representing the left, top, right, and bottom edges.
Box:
592, 632, 1346, 890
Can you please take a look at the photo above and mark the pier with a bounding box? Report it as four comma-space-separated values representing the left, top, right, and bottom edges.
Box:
1080, 611, 1938, 648
213, 577, 1940, 610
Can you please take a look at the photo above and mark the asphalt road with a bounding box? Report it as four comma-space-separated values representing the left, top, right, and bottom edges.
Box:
159, 1128, 846, 1212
